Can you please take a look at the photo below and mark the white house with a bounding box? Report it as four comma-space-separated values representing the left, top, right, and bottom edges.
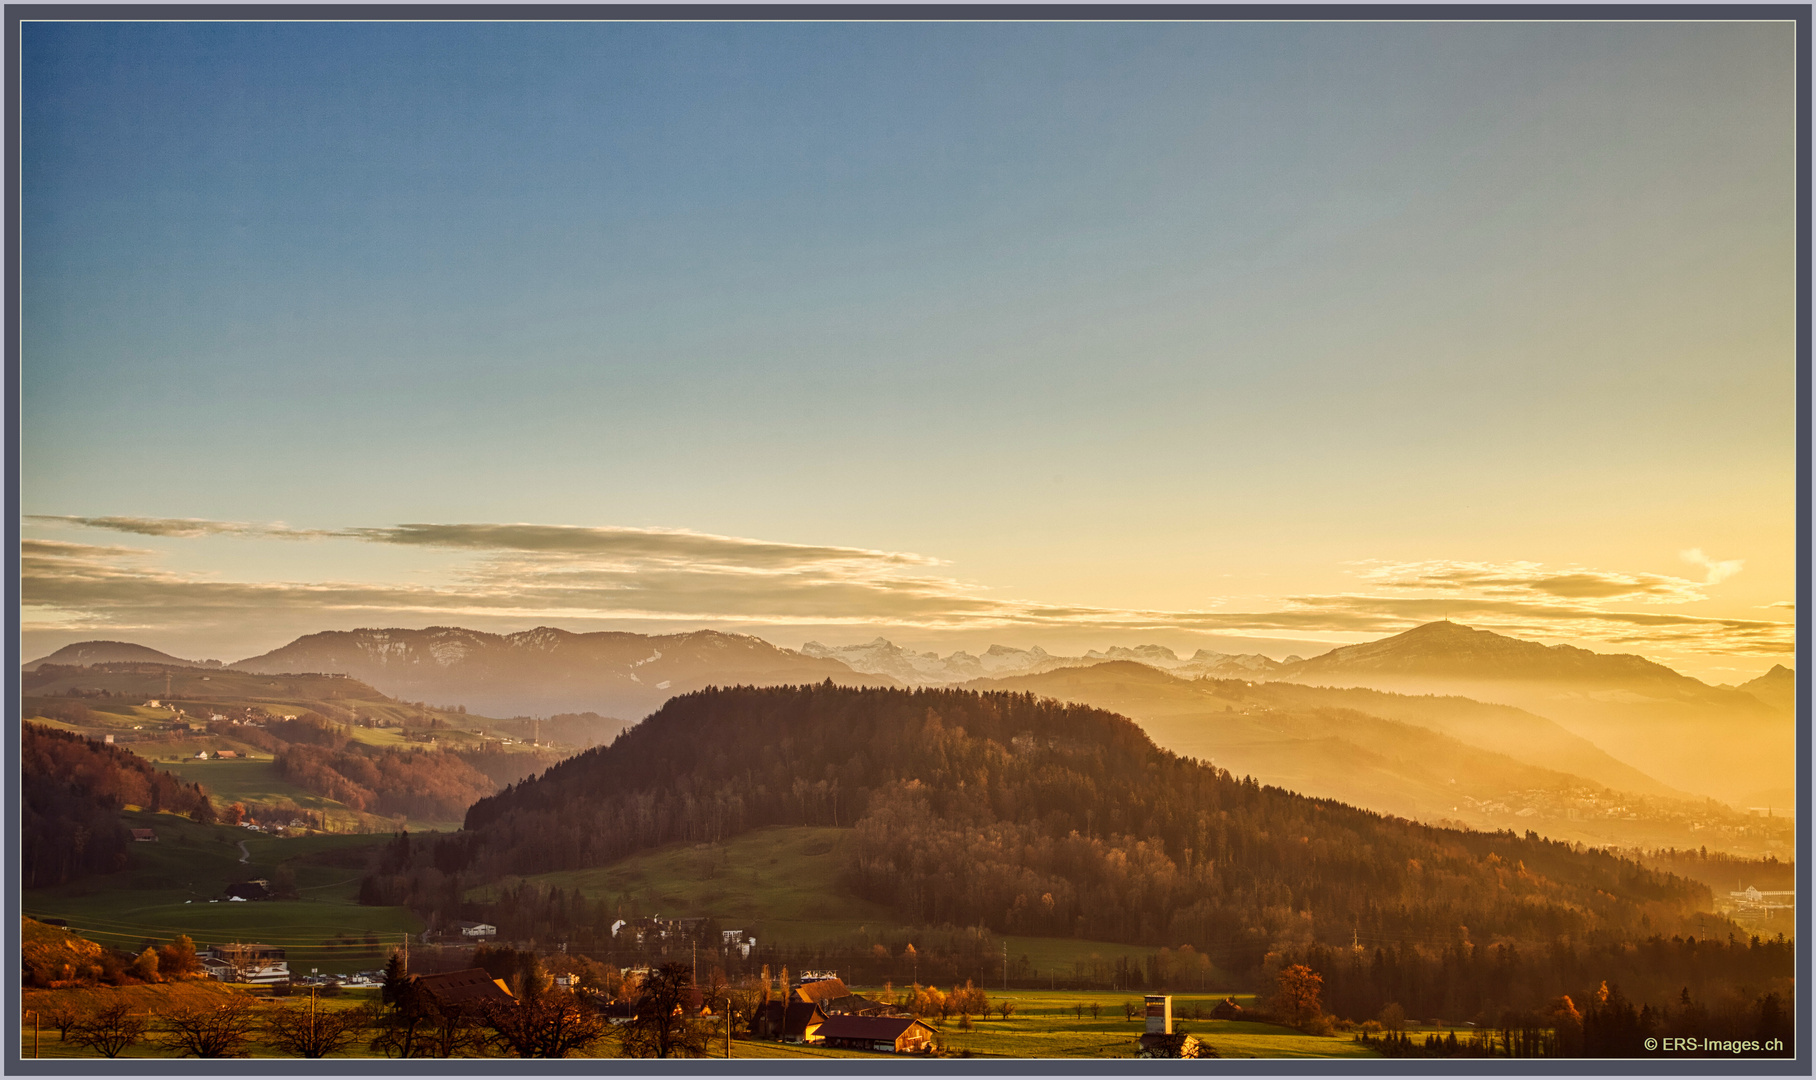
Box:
456, 921, 497, 939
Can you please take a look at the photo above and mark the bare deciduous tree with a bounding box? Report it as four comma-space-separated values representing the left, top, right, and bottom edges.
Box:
69, 1003, 147, 1057
483, 991, 609, 1059
617, 963, 709, 1059
265, 998, 373, 1058
157, 999, 259, 1058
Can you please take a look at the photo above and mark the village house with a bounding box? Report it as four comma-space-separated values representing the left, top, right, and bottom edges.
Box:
788, 975, 899, 1018
815, 1015, 936, 1054
129, 829, 157, 842
720, 929, 756, 958
456, 921, 497, 939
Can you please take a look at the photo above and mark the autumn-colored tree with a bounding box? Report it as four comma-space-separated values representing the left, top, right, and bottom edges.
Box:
224, 802, 246, 826
130, 946, 161, 983
1272, 964, 1324, 1026
158, 934, 199, 977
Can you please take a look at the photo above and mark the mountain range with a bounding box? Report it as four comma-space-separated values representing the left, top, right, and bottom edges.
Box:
1262, 622, 1794, 808
230, 626, 896, 721
800, 637, 1299, 685
27, 620, 1795, 828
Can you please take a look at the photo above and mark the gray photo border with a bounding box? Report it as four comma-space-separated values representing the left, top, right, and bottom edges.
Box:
3, 4, 1809, 1075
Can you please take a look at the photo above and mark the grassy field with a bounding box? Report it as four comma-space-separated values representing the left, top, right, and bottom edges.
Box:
21, 984, 1381, 1059
468, 826, 899, 946
23, 810, 420, 972
20, 984, 388, 1059
470, 826, 1228, 982
906, 991, 1378, 1059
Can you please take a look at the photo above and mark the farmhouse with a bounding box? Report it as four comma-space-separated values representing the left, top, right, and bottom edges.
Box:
456, 921, 497, 938
224, 880, 272, 901
409, 968, 515, 1013
129, 829, 157, 843
815, 1015, 936, 1054
791, 975, 849, 1005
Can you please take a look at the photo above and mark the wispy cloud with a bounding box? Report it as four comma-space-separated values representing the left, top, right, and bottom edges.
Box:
344, 522, 940, 571
1355, 559, 1711, 604
21, 517, 1791, 659
26, 515, 335, 540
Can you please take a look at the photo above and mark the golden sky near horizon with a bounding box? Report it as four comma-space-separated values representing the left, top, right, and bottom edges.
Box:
19, 22, 1798, 683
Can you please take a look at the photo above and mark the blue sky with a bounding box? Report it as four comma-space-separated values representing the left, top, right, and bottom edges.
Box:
19, 19, 1797, 678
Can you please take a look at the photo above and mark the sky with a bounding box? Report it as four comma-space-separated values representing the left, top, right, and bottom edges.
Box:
17, 19, 1799, 681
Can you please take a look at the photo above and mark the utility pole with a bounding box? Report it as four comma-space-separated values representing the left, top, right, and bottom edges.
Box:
1003, 942, 1008, 991
724, 994, 732, 1058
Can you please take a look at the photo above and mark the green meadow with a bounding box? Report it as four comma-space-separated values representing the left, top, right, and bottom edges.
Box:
471, 826, 1222, 982
23, 809, 420, 973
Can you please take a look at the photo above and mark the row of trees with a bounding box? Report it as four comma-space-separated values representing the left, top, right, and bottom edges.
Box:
1271, 933, 1796, 1026
276, 743, 495, 821
36, 997, 377, 1059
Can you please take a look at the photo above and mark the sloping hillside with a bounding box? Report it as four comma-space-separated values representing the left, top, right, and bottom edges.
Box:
25, 640, 210, 671
955, 662, 1786, 854
1271, 623, 1791, 806
373, 684, 1715, 962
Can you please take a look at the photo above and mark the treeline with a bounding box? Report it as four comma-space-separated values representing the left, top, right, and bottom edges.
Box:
275, 745, 495, 823
23, 723, 214, 888
202, 712, 511, 821
377, 685, 1714, 958
1633, 846, 1795, 894
1280, 934, 1795, 1032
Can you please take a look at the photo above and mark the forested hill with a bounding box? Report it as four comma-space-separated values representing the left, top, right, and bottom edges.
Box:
23, 723, 215, 888
426, 684, 1716, 959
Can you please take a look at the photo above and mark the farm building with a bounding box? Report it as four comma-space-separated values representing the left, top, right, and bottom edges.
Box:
750, 1000, 826, 1043
408, 968, 515, 1013
129, 829, 157, 842
815, 1015, 936, 1054
456, 921, 497, 938
224, 880, 271, 901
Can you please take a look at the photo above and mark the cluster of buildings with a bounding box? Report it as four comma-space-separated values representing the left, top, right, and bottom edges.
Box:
748, 974, 936, 1054
197, 943, 290, 985
607, 916, 756, 958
